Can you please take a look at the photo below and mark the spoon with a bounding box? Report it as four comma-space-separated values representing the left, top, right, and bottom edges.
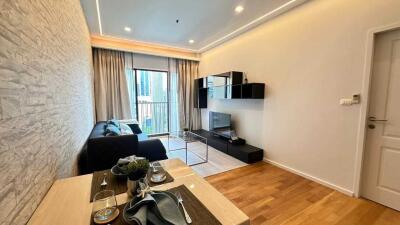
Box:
101, 173, 108, 187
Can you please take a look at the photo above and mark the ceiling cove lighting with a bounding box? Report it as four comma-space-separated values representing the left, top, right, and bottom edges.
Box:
95, 0, 103, 35
124, 26, 132, 32
189, 39, 195, 44
235, 5, 244, 14
199, 0, 303, 52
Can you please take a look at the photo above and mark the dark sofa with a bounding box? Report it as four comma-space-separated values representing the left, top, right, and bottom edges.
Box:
78, 121, 167, 174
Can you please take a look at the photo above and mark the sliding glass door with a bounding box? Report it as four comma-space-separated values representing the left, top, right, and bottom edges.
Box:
126, 69, 169, 135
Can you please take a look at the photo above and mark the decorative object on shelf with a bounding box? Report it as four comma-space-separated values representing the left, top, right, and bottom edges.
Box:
243, 72, 248, 84
125, 158, 150, 197
92, 190, 119, 224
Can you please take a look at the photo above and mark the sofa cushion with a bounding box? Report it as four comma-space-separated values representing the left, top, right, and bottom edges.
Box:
107, 119, 120, 128
120, 123, 133, 135
104, 124, 121, 136
127, 123, 143, 134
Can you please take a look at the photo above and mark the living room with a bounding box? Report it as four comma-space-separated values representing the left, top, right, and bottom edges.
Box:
1, 0, 400, 224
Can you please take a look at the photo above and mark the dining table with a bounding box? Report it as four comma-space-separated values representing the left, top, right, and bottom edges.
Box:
27, 158, 250, 225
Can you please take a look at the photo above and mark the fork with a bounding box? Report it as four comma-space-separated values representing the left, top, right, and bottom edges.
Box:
175, 192, 192, 224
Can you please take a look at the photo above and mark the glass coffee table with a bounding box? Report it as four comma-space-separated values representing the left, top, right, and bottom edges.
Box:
167, 131, 208, 166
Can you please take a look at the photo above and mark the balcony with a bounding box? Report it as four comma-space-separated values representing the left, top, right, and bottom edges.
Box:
137, 101, 168, 135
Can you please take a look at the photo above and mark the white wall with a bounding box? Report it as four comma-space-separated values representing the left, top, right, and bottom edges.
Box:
199, 0, 400, 194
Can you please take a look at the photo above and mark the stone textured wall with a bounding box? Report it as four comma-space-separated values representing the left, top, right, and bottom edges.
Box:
0, 0, 94, 224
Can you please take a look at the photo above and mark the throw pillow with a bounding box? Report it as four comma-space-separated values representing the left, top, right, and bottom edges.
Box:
104, 124, 121, 136
120, 123, 134, 135
107, 119, 120, 128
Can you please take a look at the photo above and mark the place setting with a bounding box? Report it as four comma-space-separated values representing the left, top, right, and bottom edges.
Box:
90, 156, 175, 201
90, 156, 222, 225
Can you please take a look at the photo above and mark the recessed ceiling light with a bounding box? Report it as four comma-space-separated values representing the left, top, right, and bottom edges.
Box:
124, 26, 132, 32
189, 39, 195, 44
235, 5, 244, 14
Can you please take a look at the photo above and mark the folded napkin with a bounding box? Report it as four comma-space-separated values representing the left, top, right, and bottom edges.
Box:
123, 191, 187, 225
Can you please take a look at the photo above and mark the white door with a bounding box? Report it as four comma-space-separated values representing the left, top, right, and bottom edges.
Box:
361, 28, 400, 211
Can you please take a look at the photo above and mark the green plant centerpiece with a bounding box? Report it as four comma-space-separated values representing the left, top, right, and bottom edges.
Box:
127, 159, 149, 180
126, 159, 149, 197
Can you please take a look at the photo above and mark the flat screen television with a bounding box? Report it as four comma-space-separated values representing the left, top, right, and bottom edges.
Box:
209, 111, 232, 138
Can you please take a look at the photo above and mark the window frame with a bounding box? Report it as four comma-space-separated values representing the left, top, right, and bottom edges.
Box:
131, 68, 170, 136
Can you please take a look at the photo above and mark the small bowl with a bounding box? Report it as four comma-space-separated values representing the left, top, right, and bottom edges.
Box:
110, 165, 128, 179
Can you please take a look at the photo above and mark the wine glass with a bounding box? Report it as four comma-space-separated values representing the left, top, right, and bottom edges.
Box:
92, 190, 117, 223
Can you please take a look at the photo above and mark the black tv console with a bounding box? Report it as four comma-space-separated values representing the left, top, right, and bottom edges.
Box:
192, 129, 263, 164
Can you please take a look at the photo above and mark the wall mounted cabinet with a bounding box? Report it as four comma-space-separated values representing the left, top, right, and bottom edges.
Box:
194, 78, 208, 108
194, 71, 265, 108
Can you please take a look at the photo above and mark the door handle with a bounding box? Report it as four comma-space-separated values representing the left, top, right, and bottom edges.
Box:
368, 116, 388, 122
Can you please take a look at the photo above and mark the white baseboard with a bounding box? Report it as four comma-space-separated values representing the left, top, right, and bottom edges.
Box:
263, 158, 354, 197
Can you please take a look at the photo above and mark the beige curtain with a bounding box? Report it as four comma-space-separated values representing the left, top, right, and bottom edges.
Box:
177, 59, 201, 130
93, 48, 132, 121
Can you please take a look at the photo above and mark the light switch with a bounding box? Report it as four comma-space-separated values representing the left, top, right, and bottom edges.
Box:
340, 98, 354, 105
340, 94, 360, 106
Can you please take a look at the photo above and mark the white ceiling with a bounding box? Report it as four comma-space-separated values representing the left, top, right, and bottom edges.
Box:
80, 0, 307, 52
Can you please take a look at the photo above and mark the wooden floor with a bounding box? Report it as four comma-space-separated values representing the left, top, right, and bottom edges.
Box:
205, 162, 400, 225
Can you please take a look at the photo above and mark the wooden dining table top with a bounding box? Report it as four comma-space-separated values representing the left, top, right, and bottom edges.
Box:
27, 159, 249, 225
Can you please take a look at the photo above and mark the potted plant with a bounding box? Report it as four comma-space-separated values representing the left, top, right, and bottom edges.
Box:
126, 159, 150, 197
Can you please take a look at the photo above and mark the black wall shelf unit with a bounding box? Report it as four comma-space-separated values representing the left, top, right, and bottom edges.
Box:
241, 83, 265, 99
194, 71, 265, 108
194, 78, 207, 108
192, 129, 263, 163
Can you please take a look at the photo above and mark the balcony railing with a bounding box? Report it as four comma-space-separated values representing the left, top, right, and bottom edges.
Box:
137, 101, 168, 135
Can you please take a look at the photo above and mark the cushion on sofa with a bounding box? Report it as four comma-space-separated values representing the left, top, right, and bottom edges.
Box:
107, 119, 120, 128
127, 123, 143, 134
120, 123, 134, 135
104, 124, 121, 136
